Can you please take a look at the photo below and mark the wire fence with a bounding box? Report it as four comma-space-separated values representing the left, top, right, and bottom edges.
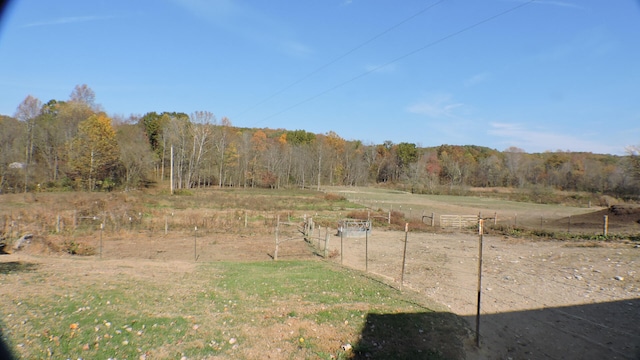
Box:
345, 194, 640, 239
2, 196, 639, 358
325, 223, 640, 359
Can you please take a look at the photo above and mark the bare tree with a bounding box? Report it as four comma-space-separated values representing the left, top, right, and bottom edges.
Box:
504, 146, 525, 187
625, 145, 640, 190
69, 84, 98, 110
214, 117, 232, 187
188, 111, 215, 188
116, 123, 156, 190
15, 95, 42, 192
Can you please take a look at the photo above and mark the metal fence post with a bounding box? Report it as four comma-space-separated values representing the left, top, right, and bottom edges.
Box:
401, 223, 409, 287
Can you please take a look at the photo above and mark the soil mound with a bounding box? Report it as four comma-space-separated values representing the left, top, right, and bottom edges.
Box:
558, 205, 640, 231
609, 204, 640, 216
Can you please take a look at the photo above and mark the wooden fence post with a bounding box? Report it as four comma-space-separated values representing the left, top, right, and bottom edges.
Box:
340, 226, 344, 265
274, 215, 279, 261
365, 225, 369, 272
476, 219, 485, 347
401, 223, 409, 287
323, 229, 329, 258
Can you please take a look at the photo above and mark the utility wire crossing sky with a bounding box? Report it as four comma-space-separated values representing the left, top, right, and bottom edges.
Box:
0, 0, 639, 154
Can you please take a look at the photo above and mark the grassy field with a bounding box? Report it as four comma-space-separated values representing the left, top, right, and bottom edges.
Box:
1, 185, 637, 359
0, 257, 469, 360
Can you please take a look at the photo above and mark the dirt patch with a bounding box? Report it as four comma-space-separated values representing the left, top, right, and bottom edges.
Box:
556, 205, 640, 233
330, 230, 640, 360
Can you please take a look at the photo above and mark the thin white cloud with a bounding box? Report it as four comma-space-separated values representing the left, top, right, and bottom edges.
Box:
281, 41, 314, 58
170, 0, 243, 24
502, 0, 583, 10
23, 16, 116, 28
406, 94, 464, 118
533, 0, 583, 9
464, 72, 490, 87
171, 0, 313, 58
488, 122, 619, 154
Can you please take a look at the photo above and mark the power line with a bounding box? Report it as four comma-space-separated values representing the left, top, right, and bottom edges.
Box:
238, 0, 447, 120
255, 0, 538, 124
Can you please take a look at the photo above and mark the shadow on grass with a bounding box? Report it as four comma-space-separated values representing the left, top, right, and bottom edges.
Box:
351, 311, 470, 360
0, 320, 18, 360
0, 261, 38, 275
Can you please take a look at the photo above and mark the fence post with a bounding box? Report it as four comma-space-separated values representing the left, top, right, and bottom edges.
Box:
340, 225, 344, 265
100, 223, 104, 259
431, 212, 435, 227
401, 223, 409, 288
274, 215, 279, 261
194, 226, 198, 262
603, 215, 608, 237
365, 225, 369, 272
476, 219, 484, 347
324, 229, 329, 258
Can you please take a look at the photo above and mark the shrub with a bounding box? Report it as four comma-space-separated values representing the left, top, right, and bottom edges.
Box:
324, 193, 346, 202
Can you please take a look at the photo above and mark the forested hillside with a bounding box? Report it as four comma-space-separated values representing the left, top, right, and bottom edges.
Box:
1, 85, 639, 199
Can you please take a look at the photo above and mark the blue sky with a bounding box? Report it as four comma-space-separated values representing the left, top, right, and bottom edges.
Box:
0, 0, 639, 154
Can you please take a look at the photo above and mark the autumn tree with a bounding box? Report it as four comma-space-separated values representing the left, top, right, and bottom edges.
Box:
0, 116, 26, 193
626, 146, 640, 182
342, 140, 368, 186
69, 113, 120, 190
116, 123, 156, 190
323, 131, 346, 186
395, 142, 418, 180
45, 96, 96, 183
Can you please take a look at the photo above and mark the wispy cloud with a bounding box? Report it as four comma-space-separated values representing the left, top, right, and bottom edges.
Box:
533, 0, 583, 9
488, 122, 619, 154
171, 0, 313, 57
406, 94, 465, 118
281, 41, 314, 58
23, 16, 116, 28
170, 0, 243, 24
502, 0, 583, 10
464, 72, 490, 87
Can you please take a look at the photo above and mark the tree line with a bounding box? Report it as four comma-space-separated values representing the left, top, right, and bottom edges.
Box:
1, 85, 639, 199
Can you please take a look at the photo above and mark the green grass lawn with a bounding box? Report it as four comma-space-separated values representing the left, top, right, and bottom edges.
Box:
1, 258, 469, 359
